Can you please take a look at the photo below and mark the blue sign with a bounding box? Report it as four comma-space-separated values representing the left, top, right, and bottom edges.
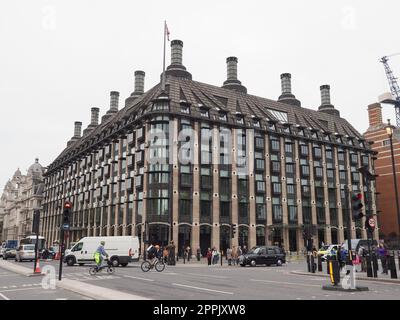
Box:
62, 223, 70, 231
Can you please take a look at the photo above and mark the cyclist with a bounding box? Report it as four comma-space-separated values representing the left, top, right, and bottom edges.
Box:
94, 241, 109, 271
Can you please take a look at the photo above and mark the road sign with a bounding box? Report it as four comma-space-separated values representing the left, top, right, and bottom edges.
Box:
368, 218, 375, 228
365, 217, 376, 233
62, 223, 70, 231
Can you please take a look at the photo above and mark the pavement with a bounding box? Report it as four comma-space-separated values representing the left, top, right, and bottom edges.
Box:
0, 259, 149, 300
1, 258, 399, 300
0, 267, 91, 300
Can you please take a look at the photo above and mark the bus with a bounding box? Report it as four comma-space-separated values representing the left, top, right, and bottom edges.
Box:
20, 236, 46, 251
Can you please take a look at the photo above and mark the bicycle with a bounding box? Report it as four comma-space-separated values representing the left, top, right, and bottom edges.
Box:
141, 257, 165, 272
89, 259, 115, 275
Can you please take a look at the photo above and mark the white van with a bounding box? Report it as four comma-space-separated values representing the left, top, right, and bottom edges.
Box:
64, 236, 139, 267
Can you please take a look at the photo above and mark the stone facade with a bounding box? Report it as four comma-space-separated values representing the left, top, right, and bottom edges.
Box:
1, 159, 45, 241
42, 40, 378, 255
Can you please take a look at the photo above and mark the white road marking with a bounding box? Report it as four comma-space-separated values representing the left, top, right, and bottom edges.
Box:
0, 287, 39, 293
250, 279, 321, 288
172, 283, 234, 295
0, 293, 10, 300
185, 273, 228, 279
123, 275, 155, 282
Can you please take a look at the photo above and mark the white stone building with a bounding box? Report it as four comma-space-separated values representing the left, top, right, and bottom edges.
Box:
1, 159, 45, 241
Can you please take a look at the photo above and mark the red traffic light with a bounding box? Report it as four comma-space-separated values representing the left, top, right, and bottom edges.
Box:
64, 201, 72, 209
352, 193, 362, 200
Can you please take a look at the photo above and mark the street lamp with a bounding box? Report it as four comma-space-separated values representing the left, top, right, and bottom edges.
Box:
385, 119, 400, 241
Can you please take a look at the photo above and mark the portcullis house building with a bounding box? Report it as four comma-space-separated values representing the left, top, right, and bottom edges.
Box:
42, 40, 379, 254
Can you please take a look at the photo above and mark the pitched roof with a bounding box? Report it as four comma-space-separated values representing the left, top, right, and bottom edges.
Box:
46, 74, 369, 174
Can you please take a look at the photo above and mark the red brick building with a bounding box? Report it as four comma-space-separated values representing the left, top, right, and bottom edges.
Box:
364, 103, 400, 240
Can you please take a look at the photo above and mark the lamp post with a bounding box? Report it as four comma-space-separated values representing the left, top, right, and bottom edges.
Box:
385, 119, 400, 241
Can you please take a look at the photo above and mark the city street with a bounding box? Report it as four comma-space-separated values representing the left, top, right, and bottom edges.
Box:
0, 267, 91, 300
2, 259, 400, 300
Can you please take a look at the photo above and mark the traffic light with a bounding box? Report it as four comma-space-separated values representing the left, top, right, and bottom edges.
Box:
351, 192, 364, 221
32, 209, 40, 234
62, 201, 72, 229
231, 224, 237, 238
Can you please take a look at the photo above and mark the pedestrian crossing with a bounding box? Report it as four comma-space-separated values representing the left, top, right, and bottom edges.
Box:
0, 283, 42, 291
64, 272, 121, 282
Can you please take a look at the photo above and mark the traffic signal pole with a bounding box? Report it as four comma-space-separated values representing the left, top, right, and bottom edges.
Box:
58, 229, 64, 281
344, 185, 356, 289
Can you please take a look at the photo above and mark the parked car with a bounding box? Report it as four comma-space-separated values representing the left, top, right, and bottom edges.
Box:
15, 245, 36, 262
64, 236, 140, 267
0, 242, 6, 258
239, 246, 286, 267
2, 248, 17, 260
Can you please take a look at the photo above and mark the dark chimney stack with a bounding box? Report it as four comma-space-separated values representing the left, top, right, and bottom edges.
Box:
222, 56, 247, 94
318, 85, 340, 117
278, 73, 301, 107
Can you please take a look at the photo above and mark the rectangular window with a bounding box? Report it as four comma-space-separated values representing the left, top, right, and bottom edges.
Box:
301, 165, 310, 177
255, 159, 265, 171
287, 184, 295, 195
285, 143, 293, 153
271, 161, 281, 173
270, 139, 280, 152
255, 137, 264, 149
315, 167, 323, 179
300, 145, 309, 157
272, 183, 281, 194
286, 163, 294, 174
256, 181, 265, 193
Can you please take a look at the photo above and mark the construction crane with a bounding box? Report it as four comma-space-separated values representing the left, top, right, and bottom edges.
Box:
380, 54, 400, 127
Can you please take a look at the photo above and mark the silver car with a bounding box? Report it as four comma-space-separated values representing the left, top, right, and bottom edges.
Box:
15, 245, 36, 262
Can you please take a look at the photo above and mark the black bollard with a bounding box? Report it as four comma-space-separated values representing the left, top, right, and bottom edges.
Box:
329, 260, 340, 286
372, 254, 378, 278
389, 251, 398, 279
326, 257, 331, 275
366, 255, 373, 278
398, 251, 400, 271
317, 255, 322, 272
306, 254, 311, 272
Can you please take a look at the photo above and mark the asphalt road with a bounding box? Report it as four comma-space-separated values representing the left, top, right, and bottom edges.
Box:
0, 266, 91, 300
6, 259, 400, 300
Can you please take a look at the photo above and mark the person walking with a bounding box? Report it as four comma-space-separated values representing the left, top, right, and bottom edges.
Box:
163, 246, 169, 264
378, 243, 388, 274
196, 248, 201, 262
227, 247, 232, 266
167, 241, 176, 266
206, 248, 212, 266
231, 246, 238, 266
242, 245, 248, 255
212, 247, 218, 265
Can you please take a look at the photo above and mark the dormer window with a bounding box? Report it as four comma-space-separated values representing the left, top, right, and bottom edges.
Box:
268, 122, 276, 131
180, 104, 190, 114
324, 133, 331, 141
283, 125, 291, 134
152, 96, 169, 111
348, 138, 354, 146
336, 135, 342, 143
200, 107, 209, 118
219, 112, 227, 121
311, 130, 318, 139
236, 114, 244, 125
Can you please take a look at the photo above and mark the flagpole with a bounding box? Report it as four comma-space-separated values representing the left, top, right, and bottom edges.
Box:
162, 20, 166, 92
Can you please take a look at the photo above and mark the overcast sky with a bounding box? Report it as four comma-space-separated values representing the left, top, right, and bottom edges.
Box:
1, 0, 400, 188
